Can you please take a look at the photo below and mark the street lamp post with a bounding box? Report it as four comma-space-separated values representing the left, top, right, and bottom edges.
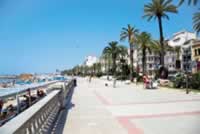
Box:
186, 73, 189, 94
185, 55, 190, 94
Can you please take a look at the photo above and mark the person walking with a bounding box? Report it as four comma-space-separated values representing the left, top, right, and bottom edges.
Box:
89, 74, 92, 83
0, 99, 3, 116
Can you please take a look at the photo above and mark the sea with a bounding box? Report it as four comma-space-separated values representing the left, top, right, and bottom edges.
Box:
0, 78, 16, 84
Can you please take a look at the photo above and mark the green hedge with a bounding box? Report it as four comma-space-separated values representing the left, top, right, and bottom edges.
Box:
189, 72, 200, 90
172, 72, 200, 90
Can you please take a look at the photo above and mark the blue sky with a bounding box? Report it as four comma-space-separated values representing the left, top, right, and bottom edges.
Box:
0, 0, 198, 74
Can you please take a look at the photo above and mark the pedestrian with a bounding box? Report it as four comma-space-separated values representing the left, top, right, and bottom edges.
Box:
113, 78, 116, 88
89, 74, 92, 83
0, 99, 4, 116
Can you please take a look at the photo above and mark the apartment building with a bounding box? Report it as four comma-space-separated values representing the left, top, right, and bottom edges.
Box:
168, 30, 197, 72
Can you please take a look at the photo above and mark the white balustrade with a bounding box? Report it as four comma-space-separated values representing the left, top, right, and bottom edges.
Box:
0, 79, 75, 134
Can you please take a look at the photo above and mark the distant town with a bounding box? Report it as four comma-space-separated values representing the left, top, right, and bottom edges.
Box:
66, 30, 200, 76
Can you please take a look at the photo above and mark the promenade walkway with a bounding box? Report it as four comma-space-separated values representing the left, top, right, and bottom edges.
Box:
56, 78, 200, 134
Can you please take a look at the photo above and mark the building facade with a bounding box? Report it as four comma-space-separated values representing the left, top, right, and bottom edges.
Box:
164, 51, 177, 73
191, 40, 200, 73
137, 50, 160, 75
84, 55, 98, 67
192, 40, 200, 61
168, 30, 197, 72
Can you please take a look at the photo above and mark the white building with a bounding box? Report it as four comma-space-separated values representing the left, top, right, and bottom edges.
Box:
164, 51, 177, 73
84, 55, 98, 67
168, 31, 196, 47
168, 30, 197, 72
137, 50, 160, 75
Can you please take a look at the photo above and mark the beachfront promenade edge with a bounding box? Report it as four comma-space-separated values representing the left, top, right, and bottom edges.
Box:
0, 79, 76, 134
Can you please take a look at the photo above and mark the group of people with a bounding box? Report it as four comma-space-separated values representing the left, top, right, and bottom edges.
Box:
22, 88, 46, 109
0, 99, 16, 126
0, 99, 3, 117
143, 74, 158, 89
0, 88, 47, 126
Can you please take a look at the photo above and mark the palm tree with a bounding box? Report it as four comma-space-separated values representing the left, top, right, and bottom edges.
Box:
179, 0, 199, 5
151, 40, 174, 55
118, 45, 128, 60
103, 41, 120, 76
92, 63, 97, 75
102, 52, 110, 75
120, 24, 139, 81
193, 10, 200, 34
144, 0, 177, 67
178, 0, 200, 34
118, 46, 129, 79
136, 32, 153, 74
96, 62, 102, 75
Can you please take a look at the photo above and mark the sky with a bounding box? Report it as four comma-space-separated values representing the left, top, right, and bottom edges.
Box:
0, 0, 198, 74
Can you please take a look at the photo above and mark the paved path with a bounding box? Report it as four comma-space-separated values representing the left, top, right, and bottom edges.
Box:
59, 78, 200, 134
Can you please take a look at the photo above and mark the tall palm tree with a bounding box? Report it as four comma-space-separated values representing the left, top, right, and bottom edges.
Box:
92, 63, 97, 75
103, 41, 120, 76
102, 52, 111, 75
193, 10, 200, 34
178, 0, 200, 34
144, 0, 177, 67
120, 24, 139, 81
118, 46, 129, 79
179, 0, 199, 5
118, 45, 128, 60
136, 32, 153, 74
152, 40, 173, 51
96, 62, 102, 75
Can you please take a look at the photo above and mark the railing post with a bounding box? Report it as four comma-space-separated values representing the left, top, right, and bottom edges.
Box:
58, 85, 65, 109
16, 94, 20, 114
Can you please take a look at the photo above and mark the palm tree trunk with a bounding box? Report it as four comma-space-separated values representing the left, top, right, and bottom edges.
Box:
158, 16, 165, 66
112, 56, 117, 76
104, 57, 107, 75
130, 45, 134, 81
108, 58, 111, 75
142, 48, 147, 74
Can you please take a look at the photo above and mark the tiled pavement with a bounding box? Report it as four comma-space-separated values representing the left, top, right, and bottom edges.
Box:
59, 78, 200, 134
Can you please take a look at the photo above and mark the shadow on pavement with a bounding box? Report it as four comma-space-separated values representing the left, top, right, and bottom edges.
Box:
51, 86, 76, 134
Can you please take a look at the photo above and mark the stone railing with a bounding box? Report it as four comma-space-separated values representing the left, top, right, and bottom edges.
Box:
0, 79, 76, 134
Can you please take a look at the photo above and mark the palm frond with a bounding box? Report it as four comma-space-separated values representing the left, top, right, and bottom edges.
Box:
179, 0, 199, 6
193, 10, 200, 34
144, 0, 178, 21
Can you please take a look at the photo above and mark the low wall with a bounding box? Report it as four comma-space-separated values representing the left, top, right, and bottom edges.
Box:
0, 79, 75, 134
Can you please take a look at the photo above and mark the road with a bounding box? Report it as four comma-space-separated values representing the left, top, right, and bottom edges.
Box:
55, 78, 200, 134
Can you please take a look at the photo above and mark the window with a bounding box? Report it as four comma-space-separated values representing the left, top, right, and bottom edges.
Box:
173, 38, 180, 42
195, 49, 198, 56
198, 48, 200, 56
183, 56, 186, 61
172, 57, 175, 62
188, 56, 191, 60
